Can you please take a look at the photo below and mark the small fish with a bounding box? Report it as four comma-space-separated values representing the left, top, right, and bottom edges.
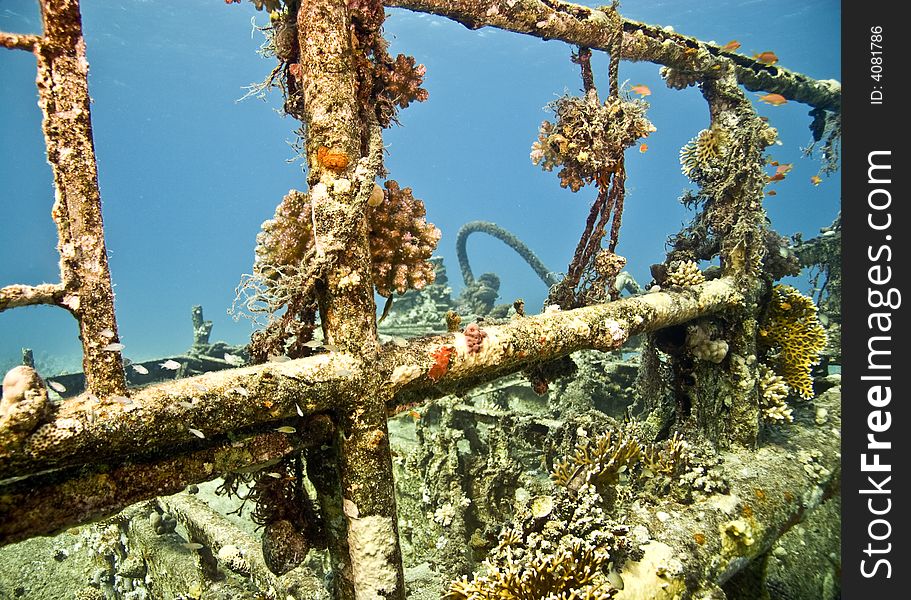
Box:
268, 354, 291, 363
188, 427, 205, 439
160, 359, 181, 370
178, 401, 196, 409
275, 426, 297, 434
811, 175, 822, 186
766, 190, 777, 196
753, 51, 778, 65
769, 160, 780, 166
112, 395, 132, 405
775, 163, 793, 175
48, 380, 67, 393
720, 40, 741, 52
767, 173, 785, 182
103, 342, 125, 352
758, 93, 787, 106
639, 143, 648, 153
223, 353, 245, 366
265, 472, 282, 479
322, 343, 339, 352
193, 383, 208, 393
181, 542, 204, 551
408, 409, 421, 421
100, 328, 116, 339
392, 337, 408, 348
630, 84, 651, 96
296, 403, 304, 417
302, 339, 323, 348
335, 368, 353, 377
230, 386, 249, 397
131, 364, 149, 375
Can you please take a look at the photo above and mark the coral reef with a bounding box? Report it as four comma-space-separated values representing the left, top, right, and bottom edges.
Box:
367, 181, 442, 298
531, 91, 655, 192
759, 285, 827, 399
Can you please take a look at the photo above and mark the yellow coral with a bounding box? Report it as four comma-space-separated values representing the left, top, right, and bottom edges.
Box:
759, 285, 827, 399
444, 541, 614, 600
679, 125, 728, 180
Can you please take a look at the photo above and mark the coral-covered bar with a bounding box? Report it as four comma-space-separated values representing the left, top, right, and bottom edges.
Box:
385, 0, 840, 111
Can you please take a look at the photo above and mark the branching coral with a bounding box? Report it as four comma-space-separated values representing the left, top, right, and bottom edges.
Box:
367, 180, 441, 297
347, 0, 429, 129
759, 285, 827, 399
531, 91, 654, 192
445, 541, 615, 600
642, 432, 690, 478
664, 260, 705, 287
757, 363, 792, 423
551, 429, 641, 494
235, 180, 439, 359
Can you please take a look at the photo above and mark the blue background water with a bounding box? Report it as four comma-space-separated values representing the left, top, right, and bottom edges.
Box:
0, 0, 839, 374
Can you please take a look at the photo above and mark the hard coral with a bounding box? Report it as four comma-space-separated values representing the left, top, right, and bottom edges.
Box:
759, 285, 827, 399
445, 540, 614, 600
254, 190, 314, 275
532, 91, 654, 192
664, 260, 705, 287
381, 54, 429, 112
758, 363, 793, 423
252, 179, 440, 299
367, 180, 441, 298
552, 429, 642, 494
679, 125, 729, 182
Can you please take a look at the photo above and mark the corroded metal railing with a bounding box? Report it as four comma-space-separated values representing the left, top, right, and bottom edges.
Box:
1, 1, 840, 599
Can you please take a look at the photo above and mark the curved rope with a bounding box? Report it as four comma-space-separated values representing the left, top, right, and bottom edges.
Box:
455, 221, 559, 288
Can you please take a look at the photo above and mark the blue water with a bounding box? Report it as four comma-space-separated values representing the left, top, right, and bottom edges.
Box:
0, 0, 840, 374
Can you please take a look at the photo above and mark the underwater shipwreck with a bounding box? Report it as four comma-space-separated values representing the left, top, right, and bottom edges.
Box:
0, 0, 841, 599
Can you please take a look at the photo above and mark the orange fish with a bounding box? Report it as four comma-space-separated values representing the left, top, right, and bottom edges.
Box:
758, 93, 787, 106
721, 40, 741, 52
767, 173, 785, 183
639, 143, 648, 153
775, 163, 793, 175
408, 410, 421, 421
754, 51, 779, 65
630, 85, 651, 96
766, 190, 778, 196
769, 160, 780, 166
811, 175, 822, 186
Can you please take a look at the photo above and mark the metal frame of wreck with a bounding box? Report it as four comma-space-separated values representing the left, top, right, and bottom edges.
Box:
0, 1, 840, 598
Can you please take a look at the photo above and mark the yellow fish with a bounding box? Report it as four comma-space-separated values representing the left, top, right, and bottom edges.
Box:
811, 175, 822, 186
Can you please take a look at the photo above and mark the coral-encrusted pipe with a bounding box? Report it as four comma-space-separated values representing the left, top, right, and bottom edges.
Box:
0, 279, 741, 482
0, 431, 300, 545
296, 1, 405, 597
385, 0, 840, 112
34, 0, 127, 397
